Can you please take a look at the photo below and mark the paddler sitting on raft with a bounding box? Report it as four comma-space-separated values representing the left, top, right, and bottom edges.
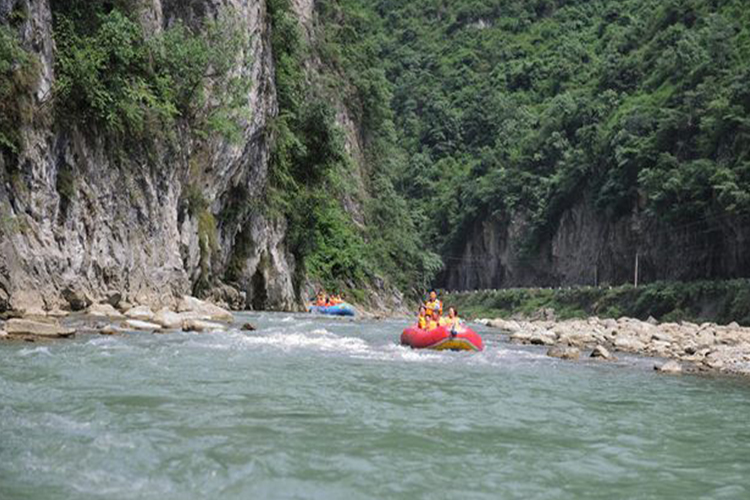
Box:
424, 290, 443, 317
426, 310, 446, 330
417, 305, 428, 329
446, 307, 463, 335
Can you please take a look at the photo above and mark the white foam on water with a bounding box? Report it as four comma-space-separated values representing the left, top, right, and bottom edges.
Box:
18, 346, 52, 357
238, 332, 370, 355
493, 347, 547, 360
353, 344, 448, 364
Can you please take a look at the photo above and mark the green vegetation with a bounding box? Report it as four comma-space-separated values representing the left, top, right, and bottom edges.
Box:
324, 0, 750, 264
0, 23, 37, 155
444, 280, 750, 325
266, 0, 436, 294
52, 0, 251, 140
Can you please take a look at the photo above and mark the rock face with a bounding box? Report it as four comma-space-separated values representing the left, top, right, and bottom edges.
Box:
442, 201, 750, 290
0, 0, 298, 313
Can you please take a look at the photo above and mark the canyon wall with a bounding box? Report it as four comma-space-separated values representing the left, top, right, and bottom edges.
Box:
0, 0, 298, 313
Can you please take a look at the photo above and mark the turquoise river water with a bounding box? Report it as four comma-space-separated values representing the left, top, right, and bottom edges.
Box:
1, 313, 750, 499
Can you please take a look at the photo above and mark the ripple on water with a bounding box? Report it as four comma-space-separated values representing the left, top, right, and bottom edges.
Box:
2, 312, 750, 500
18, 346, 53, 358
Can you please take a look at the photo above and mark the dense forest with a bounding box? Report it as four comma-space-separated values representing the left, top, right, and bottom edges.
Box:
317, 0, 750, 289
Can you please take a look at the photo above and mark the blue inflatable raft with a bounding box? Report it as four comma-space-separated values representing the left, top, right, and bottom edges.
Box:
308, 303, 357, 317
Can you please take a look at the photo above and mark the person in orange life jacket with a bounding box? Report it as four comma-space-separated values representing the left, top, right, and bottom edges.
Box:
427, 310, 448, 330
424, 290, 442, 317
417, 305, 428, 330
315, 292, 327, 307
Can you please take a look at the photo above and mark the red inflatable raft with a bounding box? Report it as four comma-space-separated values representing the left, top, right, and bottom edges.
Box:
401, 326, 484, 352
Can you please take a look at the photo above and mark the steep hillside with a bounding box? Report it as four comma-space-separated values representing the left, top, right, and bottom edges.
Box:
0, 0, 425, 313
328, 0, 750, 289
3, 0, 749, 313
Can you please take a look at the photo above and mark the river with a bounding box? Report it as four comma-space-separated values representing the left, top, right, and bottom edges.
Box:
1, 313, 749, 499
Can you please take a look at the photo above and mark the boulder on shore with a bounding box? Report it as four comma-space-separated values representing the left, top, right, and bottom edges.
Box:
614, 337, 646, 352
176, 296, 233, 322
152, 309, 187, 329
529, 331, 556, 346
0, 330, 8, 338
105, 290, 122, 308
99, 325, 124, 335
125, 305, 156, 322
182, 319, 228, 332
547, 346, 580, 360
5, 319, 75, 338
124, 319, 162, 331
655, 360, 683, 374
590, 345, 615, 360
87, 303, 125, 319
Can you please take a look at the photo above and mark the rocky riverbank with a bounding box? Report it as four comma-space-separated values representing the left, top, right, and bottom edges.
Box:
0, 295, 239, 341
479, 316, 750, 376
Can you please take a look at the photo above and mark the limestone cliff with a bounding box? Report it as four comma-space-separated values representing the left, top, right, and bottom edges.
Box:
0, 0, 297, 312
442, 202, 750, 291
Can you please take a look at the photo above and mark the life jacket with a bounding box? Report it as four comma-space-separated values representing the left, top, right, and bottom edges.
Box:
316, 298, 326, 306
425, 299, 442, 316
418, 316, 427, 330
427, 319, 439, 331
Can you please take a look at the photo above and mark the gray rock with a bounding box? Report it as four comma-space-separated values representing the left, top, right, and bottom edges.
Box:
590, 345, 614, 360
87, 303, 124, 319
125, 306, 155, 322
99, 325, 123, 335
704, 357, 725, 370
105, 290, 122, 308
241, 323, 256, 331
614, 337, 646, 352
509, 331, 532, 343
647, 316, 659, 325
683, 344, 698, 355
651, 332, 673, 343
152, 309, 186, 329
528, 330, 556, 346
61, 287, 91, 311
176, 296, 233, 322
0, 330, 8, 339
5, 319, 75, 338
547, 346, 580, 360
124, 319, 162, 331
182, 319, 227, 332
655, 361, 682, 374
